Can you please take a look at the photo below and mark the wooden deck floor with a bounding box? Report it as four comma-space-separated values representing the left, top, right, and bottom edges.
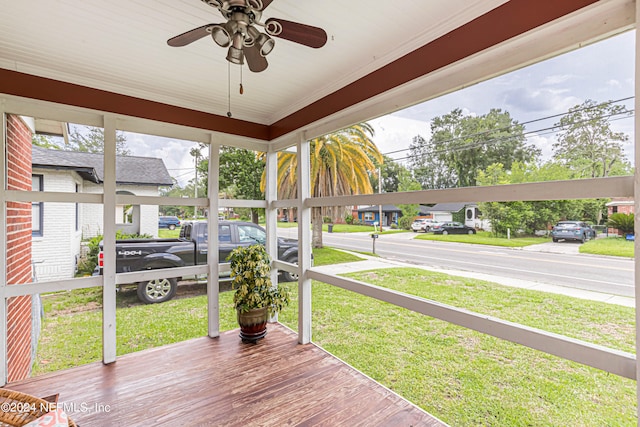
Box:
5, 323, 446, 426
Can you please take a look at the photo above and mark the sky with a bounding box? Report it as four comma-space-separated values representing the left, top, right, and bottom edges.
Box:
121, 30, 636, 186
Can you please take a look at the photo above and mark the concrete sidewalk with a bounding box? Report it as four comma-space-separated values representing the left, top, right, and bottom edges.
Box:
311, 250, 634, 307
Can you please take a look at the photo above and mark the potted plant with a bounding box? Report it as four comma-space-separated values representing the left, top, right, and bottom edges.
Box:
228, 244, 291, 343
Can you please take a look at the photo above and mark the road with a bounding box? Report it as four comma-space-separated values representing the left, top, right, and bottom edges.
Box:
279, 229, 635, 298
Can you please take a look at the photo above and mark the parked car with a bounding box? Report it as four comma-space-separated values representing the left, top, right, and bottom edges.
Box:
411, 219, 428, 232
97, 221, 302, 303
551, 221, 596, 243
431, 221, 476, 235
411, 218, 441, 232
158, 216, 181, 230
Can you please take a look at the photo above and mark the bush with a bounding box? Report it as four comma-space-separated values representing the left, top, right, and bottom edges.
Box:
345, 215, 354, 225
390, 223, 398, 229
398, 216, 413, 230
323, 216, 332, 224
75, 231, 153, 277
607, 212, 634, 235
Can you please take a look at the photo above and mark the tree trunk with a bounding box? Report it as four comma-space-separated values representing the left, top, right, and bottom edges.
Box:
251, 209, 259, 224
312, 207, 323, 248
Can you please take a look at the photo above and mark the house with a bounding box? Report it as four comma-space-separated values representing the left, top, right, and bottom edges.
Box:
31, 144, 173, 282
356, 204, 401, 226
0, 1, 637, 424
606, 198, 634, 216
416, 202, 491, 230
606, 198, 634, 235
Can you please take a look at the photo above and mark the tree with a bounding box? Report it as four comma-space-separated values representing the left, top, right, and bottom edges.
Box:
396, 170, 421, 230
32, 125, 130, 154
476, 162, 584, 236
370, 155, 409, 194
219, 147, 265, 223
69, 126, 130, 155
410, 109, 540, 188
262, 123, 383, 248
408, 135, 457, 189
553, 99, 632, 178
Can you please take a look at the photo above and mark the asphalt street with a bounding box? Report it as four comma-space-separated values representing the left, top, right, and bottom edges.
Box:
277, 227, 635, 306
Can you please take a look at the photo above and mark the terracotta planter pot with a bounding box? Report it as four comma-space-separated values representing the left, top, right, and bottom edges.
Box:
237, 306, 269, 343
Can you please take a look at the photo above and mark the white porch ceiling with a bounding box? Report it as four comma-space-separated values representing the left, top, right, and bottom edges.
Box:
0, 0, 633, 145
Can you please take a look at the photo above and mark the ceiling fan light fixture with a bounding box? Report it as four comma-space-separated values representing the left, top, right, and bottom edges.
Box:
226, 33, 245, 64
256, 33, 274, 56
210, 24, 231, 47
226, 46, 244, 64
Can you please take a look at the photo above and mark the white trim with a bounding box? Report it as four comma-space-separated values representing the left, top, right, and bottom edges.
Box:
218, 199, 267, 209
297, 134, 312, 344
307, 269, 636, 380
304, 177, 633, 208
265, 146, 279, 321
116, 194, 209, 207
0, 107, 7, 386
207, 138, 220, 338
5, 276, 102, 297
633, 5, 640, 420
269, 0, 635, 147
102, 115, 117, 365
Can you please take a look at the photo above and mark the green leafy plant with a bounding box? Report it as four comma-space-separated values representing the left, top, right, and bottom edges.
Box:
607, 212, 634, 235
228, 244, 290, 314
75, 231, 153, 276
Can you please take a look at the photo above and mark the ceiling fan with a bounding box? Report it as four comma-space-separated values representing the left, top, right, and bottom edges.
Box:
167, 0, 328, 72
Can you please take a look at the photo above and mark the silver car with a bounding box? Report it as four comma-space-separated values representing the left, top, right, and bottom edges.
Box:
551, 221, 596, 243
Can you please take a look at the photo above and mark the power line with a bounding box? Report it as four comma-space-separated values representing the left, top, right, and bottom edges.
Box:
383, 97, 635, 163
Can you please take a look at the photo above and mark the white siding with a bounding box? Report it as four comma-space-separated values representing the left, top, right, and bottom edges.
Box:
31, 169, 82, 283
81, 183, 160, 238
32, 171, 161, 282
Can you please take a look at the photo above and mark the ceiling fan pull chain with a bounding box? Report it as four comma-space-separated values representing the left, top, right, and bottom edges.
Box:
227, 61, 232, 118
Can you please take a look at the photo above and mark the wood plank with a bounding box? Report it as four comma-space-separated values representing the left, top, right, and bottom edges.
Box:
4, 324, 446, 426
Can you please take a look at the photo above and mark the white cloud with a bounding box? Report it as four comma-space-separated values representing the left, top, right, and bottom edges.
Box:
540, 74, 576, 85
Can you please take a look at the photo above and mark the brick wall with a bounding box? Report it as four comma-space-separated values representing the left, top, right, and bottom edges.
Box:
6, 114, 33, 382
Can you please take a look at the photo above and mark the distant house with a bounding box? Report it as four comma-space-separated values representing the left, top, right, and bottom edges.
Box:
418, 202, 490, 230
606, 198, 634, 235
356, 205, 402, 226
31, 146, 173, 282
606, 198, 634, 216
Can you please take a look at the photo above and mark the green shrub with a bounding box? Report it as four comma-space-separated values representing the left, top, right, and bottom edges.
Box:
607, 212, 634, 235
75, 231, 153, 277
398, 216, 413, 230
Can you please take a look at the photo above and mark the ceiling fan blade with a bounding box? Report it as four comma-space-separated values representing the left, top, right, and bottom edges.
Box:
256, 0, 274, 10
167, 24, 215, 47
264, 18, 327, 49
243, 45, 268, 72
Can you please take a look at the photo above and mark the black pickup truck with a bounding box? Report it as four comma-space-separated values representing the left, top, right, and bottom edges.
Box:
98, 220, 301, 304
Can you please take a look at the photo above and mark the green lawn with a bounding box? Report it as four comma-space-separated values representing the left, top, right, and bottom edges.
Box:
415, 231, 551, 247
33, 262, 635, 426
580, 236, 634, 257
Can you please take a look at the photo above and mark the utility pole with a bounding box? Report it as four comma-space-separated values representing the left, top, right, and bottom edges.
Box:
378, 167, 383, 230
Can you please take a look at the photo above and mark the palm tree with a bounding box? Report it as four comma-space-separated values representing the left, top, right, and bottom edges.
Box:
262, 123, 383, 248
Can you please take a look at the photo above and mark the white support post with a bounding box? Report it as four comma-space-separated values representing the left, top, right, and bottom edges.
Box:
102, 116, 117, 364
265, 146, 279, 321
207, 137, 220, 338
297, 133, 312, 343
634, 8, 640, 421
0, 108, 7, 386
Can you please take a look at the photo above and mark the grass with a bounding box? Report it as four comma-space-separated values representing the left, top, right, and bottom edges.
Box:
32, 256, 636, 425
580, 236, 634, 257
157, 228, 180, 238
415, 230, 551, 247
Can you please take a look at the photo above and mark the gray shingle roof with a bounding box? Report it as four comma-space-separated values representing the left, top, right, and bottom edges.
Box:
421, 203, 467, 213
357, 204, 402, 213
32, 146, 173, 186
